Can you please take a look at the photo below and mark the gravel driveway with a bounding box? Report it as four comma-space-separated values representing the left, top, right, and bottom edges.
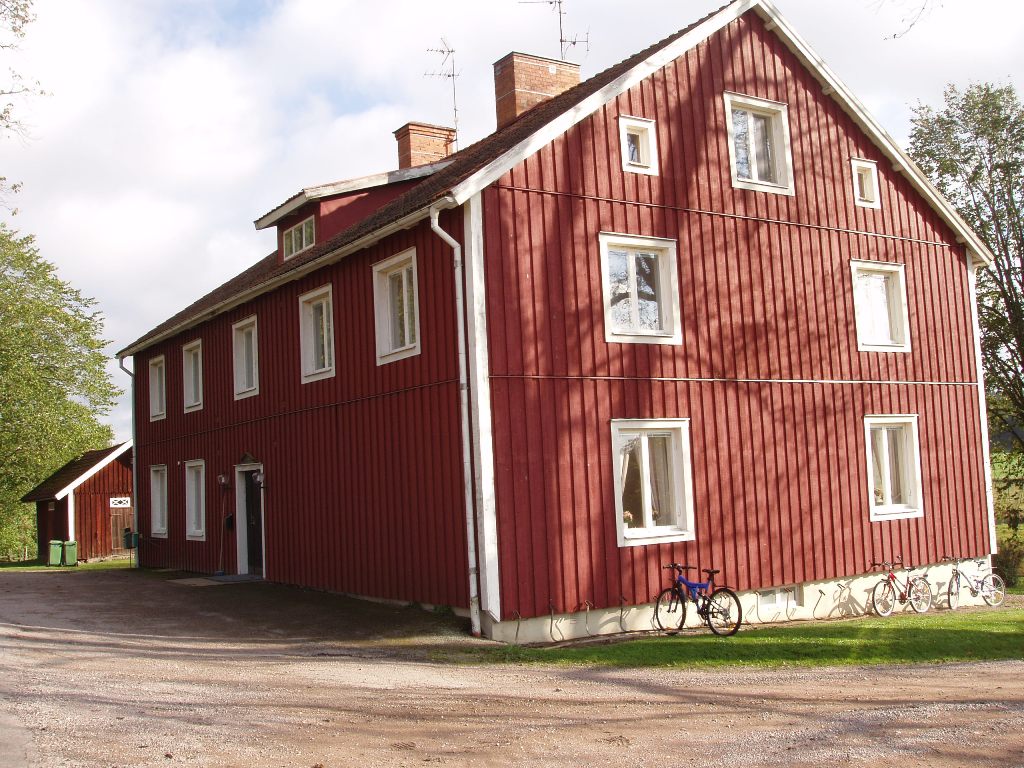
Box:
1, 568, 1022, 767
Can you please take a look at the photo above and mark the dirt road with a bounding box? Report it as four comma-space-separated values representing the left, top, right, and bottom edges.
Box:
1, 569, 1021, 767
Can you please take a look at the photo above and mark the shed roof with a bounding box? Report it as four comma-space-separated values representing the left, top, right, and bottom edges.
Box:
118, 0, 993, 359
21, 442, 133, 503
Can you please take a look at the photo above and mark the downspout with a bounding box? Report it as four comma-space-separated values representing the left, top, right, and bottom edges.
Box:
430, 199, 482, 637
118, 355, 139, 568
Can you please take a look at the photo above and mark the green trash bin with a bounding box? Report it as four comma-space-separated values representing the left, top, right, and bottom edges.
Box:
62, 540, 78, 566
48, 540, 63, 567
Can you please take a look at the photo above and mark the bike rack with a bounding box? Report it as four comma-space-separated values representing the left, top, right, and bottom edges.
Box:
512, 610, 522, 645
619, 595, 628, 633
583, 600, 593, 636
549, 599, 557, 643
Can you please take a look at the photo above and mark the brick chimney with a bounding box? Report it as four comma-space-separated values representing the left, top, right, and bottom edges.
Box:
493, 52, 580, 129
393, 122, 456, 169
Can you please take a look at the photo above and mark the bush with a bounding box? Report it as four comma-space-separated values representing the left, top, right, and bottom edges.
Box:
994, 532, 1024, 588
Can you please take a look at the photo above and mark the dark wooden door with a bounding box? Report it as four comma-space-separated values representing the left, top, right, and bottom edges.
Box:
110, 508, 132, 553
244, 471, 263, 576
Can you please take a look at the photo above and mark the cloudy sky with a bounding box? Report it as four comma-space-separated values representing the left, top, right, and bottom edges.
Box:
1, 0, 1022, 442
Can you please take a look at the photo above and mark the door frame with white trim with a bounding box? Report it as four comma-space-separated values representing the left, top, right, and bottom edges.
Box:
234, 463, 266, 577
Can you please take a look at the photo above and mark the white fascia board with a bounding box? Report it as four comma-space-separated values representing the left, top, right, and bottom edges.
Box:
448, 0, 993, 269
253, 161, 453, 230
54, 440, 133, 501
118, 205, 438, 359
449, 0, 758, 205
750, 0, 994, 267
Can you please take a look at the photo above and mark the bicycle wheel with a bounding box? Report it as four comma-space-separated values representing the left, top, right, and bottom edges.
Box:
872, 580, 896, 617
947, 572, 961, 610
706, 588, 742, 637
980, 573, 1006, 607
908, 576, 932, 613
655, 587, 687, 632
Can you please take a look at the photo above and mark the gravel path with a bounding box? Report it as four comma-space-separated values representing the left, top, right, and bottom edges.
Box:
1, 569, 1022, 767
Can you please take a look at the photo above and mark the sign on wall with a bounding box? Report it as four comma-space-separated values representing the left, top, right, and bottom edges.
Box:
109, 497, 131, 508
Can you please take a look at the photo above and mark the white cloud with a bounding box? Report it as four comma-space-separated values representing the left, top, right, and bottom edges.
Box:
1, 0, 1022, 442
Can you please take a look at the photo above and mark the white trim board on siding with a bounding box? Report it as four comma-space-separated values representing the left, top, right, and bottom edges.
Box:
447, 0, 993, 268
54, 441, 134, 501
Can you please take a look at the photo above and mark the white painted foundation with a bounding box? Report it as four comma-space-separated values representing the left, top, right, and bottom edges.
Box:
482, 558, 995, 645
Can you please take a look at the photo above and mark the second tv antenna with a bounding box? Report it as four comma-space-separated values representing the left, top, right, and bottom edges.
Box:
425, 38, 460, 151
520, 0, 589, 60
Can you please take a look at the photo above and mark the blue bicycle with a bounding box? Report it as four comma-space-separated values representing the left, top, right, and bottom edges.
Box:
655, 563, 743, 636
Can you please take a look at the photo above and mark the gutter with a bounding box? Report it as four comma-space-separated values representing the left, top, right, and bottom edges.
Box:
118, 355, 140, 567
429, 198, 482, 637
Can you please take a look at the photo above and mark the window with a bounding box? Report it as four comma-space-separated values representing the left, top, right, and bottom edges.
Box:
298, 285, 335, 382
282, 216, 315, 259
182, 340, 203, 412
618, 115, 659, 176
723, 92, 794, 195
758, 586, 803, 612
232, 316, 259, 399
150, 465, 167, 537
148, 355, 166, 421
185, 460, 206, 540
850, 260, 911, 352
864, 415, 924, 521
611, 419, 695, 547
851, 158, 881, 209
373, 249, 420, 364
598, 232, 681, 345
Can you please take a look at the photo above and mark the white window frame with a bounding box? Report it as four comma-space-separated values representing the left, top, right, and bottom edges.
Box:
232, 316, 260, 400
150, 465, 167, 538
148, 355, 166, 421
282, 216, 315, 260
850, 259, 911, 353
723, 91, 795, 196
618, 115, 659, 177
372, 248, 421, 365
298, 284, 335, 383
851, 158, 881, 209
611, 418, 696, 548
598, 232, 682, 346
182, 339, 203, 413
184, 459, 206, 540
864, 415, 924, 522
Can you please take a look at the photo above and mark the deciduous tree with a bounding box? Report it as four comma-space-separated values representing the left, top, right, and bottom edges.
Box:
0, 225, 118, 557
909, 83, 1024, 447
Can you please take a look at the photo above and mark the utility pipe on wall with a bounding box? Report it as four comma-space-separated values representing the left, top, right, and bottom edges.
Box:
118, 355, 139, 567
430, 199, 482, 637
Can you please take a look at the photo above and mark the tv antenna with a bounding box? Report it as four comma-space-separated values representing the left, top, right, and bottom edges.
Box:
425, 37, 460, 151
520, 0, 589, 61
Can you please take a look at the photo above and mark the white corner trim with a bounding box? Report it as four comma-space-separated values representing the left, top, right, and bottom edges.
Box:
66, 492, 75, 543
54, 440, 134, 501
464, 193, 501, 621
966, 253, 998, 553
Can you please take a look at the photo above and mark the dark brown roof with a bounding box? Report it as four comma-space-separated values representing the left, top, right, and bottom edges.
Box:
21, 443, 132, 503
120, 3, 731, 356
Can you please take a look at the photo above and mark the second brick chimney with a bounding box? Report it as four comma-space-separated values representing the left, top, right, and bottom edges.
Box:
393, 122, 456, 169
493, 52, 580, 129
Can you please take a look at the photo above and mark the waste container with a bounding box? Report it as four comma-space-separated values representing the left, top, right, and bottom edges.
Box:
48, 540, 63, 567
62, 540, 78, 566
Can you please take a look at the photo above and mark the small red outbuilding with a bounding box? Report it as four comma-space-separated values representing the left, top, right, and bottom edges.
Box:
21, 441, 134, 562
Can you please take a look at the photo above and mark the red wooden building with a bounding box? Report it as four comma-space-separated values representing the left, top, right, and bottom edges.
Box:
118, 0, 997, 640
22, 442, 134, 562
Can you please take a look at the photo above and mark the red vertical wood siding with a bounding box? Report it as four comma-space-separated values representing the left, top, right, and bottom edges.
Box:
72, 456, 133, 560
134, 213, 468, 609
35, 500, 68, 560
484, 13, 989, 619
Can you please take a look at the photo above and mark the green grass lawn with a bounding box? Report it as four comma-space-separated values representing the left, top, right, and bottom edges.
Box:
0, 558, 132, 572
464, 608, 1024, 669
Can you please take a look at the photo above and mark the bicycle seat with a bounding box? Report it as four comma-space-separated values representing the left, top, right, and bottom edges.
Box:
703, 568, 720, 576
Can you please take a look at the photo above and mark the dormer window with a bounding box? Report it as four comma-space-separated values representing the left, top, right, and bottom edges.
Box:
283, 216, 315, 259
618, 116, 659, 176
851, 158, 881, 209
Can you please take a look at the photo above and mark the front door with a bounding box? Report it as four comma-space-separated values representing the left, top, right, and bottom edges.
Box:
235, 464, 264, 577
243, 470, 263, 577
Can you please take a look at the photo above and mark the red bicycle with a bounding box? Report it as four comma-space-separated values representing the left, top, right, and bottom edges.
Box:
870, 557, 933, 616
